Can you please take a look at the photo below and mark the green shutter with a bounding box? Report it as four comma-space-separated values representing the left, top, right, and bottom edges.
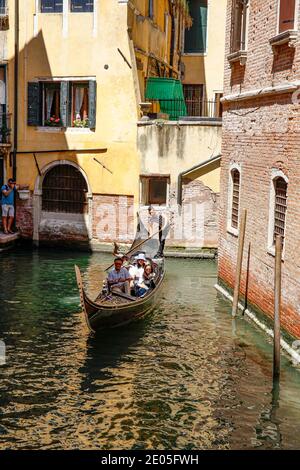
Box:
88, 80, 97, 129
184, 0, 208, 53
27, 82, 41, 126
60, 81, 69, 127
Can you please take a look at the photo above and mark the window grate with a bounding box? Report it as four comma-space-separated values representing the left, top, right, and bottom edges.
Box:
42, 165, 88, 214
274, 177, 288, 245
231, 169, 240, 229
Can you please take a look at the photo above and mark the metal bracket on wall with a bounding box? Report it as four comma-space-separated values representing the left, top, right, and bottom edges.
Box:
93, 157, 113, 175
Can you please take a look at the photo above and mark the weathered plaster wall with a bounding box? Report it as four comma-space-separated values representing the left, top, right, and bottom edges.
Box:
137, 121, 221, 248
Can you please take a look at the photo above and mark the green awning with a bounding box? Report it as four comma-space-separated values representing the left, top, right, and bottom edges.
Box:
145, 77, 187, 120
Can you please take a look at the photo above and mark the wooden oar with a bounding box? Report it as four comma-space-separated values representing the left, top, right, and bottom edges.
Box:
105, 227, 163, 272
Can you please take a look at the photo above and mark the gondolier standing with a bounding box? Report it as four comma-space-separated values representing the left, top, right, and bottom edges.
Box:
1, 178, 18, 235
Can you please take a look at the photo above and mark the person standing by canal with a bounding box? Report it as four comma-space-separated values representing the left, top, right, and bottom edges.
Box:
1, 178, 18, 235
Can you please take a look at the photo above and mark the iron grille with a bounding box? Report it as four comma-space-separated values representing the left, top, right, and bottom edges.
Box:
231, 169, 240, 229
42, 164, 88, 214
274, 177, 288, 245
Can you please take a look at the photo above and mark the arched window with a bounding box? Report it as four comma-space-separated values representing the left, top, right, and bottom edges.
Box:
231, 168, 240, 229
42, 164, 88, 214
273, 177, 288, 244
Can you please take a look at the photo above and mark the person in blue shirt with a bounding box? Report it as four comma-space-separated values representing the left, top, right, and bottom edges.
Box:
1, 178, 18, 235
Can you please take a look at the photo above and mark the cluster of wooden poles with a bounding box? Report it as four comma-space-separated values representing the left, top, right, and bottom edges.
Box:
232, 209, 282, 382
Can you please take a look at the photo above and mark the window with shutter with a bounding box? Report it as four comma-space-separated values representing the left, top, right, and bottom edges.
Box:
27, 82, 41, 126
231, 169, 240, 229
231, 0, 249, 53
279, 0, 296, 33
70, 0, 94, 12
273, 177, 288, 245
60, 81, 70, 128
43, 82, 61, 126
41, 0, 63, 13
184, 0, 208, 54
88, 80, 97, 129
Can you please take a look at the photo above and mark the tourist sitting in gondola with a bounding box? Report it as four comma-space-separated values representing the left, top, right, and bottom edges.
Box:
134, 263, 156, 297
107, 258, 132, 295
129, 253, 147, 283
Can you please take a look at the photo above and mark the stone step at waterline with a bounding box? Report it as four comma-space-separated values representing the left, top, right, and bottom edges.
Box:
0, 231, 20, 250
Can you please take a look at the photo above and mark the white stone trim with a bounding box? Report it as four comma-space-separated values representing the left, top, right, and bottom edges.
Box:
63, 0, 68, 38
267, 169, 289, 258
227, 162, 242, 236
93, 0, 98, 37
215, 283, 300, 365
33, 0, 39, 37
221, 80, 300, 103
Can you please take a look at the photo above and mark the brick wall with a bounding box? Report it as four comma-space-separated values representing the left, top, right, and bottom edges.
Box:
16, 193, 135, 246
219, 0, 300, 339
16, 194, 34, 239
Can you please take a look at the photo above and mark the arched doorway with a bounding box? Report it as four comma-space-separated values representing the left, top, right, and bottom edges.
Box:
34, 161, 92, 246
42, 164, 88, 214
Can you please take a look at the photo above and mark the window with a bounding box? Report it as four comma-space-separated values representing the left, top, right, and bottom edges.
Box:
42, 164, 88, 214
273, 177, 288, 245
27, 80, 97, 128
141, 176, 169, 206
148, 0, 154, 19
231, 0, 249, 53
231, 169, 240, 230
43, 82, 61, 126
40, 0, 63, 13
278, 0, 296, 33
71, 0, 94, 12
184, 0, 208, 53
183, 84, 204, 116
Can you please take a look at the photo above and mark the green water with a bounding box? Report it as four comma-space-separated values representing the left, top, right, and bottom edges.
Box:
0, 249, 300, 450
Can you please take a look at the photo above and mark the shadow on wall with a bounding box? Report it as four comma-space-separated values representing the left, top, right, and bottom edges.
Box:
14, 31, 93, 250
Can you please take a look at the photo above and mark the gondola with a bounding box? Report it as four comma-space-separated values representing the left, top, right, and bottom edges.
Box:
75, 213, 168, 333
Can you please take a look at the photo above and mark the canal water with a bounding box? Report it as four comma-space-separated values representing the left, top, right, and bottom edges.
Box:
0, 249, 300, 450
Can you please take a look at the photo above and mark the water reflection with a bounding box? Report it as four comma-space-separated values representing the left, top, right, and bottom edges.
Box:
0, 249, 300, 449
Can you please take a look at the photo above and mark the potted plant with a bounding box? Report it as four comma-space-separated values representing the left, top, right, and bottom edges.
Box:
73, 116, 90, 128
18, 185, 30, 200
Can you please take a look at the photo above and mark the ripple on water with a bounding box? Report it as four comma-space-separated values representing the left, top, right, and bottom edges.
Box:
1, 251, 300, 449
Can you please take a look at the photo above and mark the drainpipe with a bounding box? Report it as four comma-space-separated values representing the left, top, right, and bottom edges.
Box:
13, 0, 19, 181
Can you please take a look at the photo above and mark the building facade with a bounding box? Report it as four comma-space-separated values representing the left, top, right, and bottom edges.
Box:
218, 0, 300, 340
5, 0, 189, 248
138, 0, 227, 248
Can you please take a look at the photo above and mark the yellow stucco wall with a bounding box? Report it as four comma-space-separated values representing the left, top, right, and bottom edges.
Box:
182, 0, 227, 100
7, 0, 140, 199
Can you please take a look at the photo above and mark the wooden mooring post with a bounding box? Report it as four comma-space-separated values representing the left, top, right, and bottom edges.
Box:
232, 209, 247, 317
273, 235, 282, 381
